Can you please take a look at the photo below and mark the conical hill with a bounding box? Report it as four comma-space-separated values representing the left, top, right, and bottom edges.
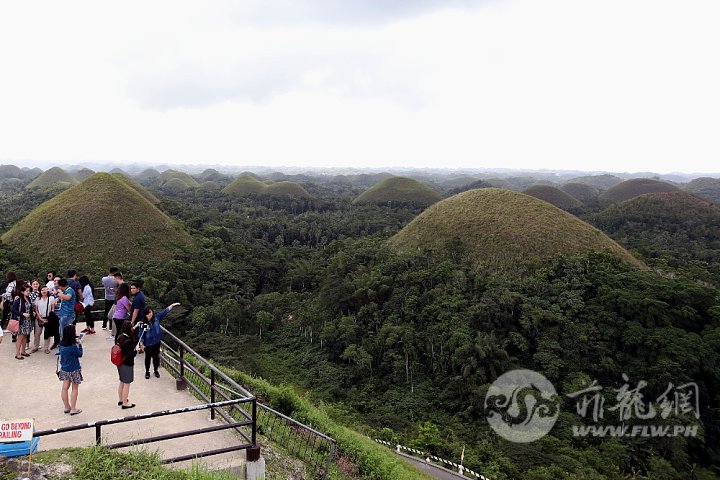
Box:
2, 173, 191, 270
222, 174, 266, 195
389, 188, 642, 272
159, 169, 199, 188
26, 167, 78, 190
353, 176, 442, 207
600, 178, 681, 203
523, 185, 581, 210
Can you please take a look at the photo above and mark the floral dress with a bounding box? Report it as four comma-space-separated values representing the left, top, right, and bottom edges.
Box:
13, 297, 34, 335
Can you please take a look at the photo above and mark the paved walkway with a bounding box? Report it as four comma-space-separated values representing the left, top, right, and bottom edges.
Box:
0, 326, 246, 474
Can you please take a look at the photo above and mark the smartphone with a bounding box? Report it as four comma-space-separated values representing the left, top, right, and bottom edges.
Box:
77, 333, 85, 341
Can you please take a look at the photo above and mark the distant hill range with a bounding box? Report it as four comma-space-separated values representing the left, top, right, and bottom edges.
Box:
523, 185, 582, 210
26, 167, 78, 190
599, 178, 681, 203
2, 173, 191, 270
567, 174, 624, 190
222, 174, 312, 199
389, 188, 642, 272
353, 176, 442, 207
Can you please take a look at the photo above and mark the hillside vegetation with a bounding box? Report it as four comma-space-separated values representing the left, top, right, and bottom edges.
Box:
600, 178, 681, 202
353, 176, 442, 207
26, 166, 78, 190
389, 188, 641, 272
567, 174, 623, 190
2, 173, 191, 271
523, 184, 582, 209
685, 176, 720, 203
591, 191, 720, 283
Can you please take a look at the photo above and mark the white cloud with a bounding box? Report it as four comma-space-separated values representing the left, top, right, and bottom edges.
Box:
0, 0, 718, 173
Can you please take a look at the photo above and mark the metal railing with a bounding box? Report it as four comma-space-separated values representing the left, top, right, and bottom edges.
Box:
33, 399, 254, 464
160, 326, 337, 479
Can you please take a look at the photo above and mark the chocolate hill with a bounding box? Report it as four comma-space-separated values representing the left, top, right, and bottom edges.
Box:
389, 188, 641, 272
2, 173, 191, 270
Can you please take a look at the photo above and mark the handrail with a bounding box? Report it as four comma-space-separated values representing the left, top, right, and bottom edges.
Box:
160, 325, 255, 399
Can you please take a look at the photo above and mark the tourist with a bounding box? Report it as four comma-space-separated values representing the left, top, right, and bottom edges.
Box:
55, 279, 76, 341
117, 320, 140, 409
45, 271, 56, 292
112, 283, 131, 341
129, 280, 146, 327
140, 303, 180, 379
2, 271, 17, 330
101, 267, 119, 330
79, 275, 96, 334
58, 324, 83, 415
12, 283, 33, 359
35, 286, 57, 353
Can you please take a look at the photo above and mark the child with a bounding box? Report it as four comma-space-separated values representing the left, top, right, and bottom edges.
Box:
58, 325, 83, 415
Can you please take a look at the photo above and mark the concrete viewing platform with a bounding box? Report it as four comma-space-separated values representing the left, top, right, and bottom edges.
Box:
0, 326, 247, 475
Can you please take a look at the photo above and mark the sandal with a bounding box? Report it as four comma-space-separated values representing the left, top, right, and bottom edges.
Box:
15, 356, 24, 360
21, 353, 30, 357
45, 349, 50, 354
69, 409, 82, 415
63, 408, 71, 414
121, 404, 136, 409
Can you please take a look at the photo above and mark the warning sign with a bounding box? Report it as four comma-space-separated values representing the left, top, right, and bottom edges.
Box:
0, 419, 34, 442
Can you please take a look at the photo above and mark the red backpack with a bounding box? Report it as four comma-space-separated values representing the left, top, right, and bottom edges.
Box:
111, 334, 128, 366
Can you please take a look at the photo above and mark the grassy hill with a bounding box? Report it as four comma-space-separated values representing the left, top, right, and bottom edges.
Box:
112, 173, 160, 204
136, 168, 161, 182
523, 184, 582, 210
0, 164, 24, 179
163, 177, 192, 192
73, 168, 96, 181
600, 178, 681, 203
567, 174, 624, 190
353, 176, 442, 207
159, 169, 200, 188
222, 174, 269, 195
685, 176, 720, 203
26, 167, 78, 190
221, 175, 312, 199
264, 181, 312, 199
561, 182, 600, 202
2, 173, 192, 271
389, 188, 641, 272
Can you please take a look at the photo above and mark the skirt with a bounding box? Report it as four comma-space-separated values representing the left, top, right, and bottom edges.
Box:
19, 316, 33, 335
58, 369, 83, 384
118, 364, 134, 384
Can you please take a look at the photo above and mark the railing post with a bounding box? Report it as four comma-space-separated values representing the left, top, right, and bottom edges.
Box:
176, 344, 187, 390
252, 398, 257, 447
324, 442, 336, 480
210, 370, 216, 420
95, 425, 102, 445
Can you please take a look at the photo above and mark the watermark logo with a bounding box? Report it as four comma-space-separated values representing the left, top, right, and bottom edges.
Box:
485, 371, 700, 442
485, 369, 560, 443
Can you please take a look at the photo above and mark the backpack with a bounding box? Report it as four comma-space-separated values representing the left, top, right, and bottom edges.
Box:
111, 333, 129, 366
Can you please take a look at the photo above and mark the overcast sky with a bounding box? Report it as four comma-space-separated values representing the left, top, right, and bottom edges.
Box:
1, 1, 719, 173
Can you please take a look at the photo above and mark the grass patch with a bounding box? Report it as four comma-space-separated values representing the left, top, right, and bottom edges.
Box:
26, 446, 236, 480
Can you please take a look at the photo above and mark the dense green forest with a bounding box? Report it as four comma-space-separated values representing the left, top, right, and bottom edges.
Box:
1, 170, 719, 479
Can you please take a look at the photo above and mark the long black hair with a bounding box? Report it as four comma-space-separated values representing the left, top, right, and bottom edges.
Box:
60, 325, 77, 347
79, 275, 93, 290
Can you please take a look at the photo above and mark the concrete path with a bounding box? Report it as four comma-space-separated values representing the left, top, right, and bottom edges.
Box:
0, 326, 246, 474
